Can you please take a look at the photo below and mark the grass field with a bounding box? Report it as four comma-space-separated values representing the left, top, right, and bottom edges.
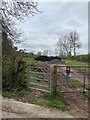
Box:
64, 60, 89, 71
65, 60, 88, 66
23, 57, 36, 65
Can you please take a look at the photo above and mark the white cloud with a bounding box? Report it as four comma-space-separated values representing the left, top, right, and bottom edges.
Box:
15, 2, 88, 54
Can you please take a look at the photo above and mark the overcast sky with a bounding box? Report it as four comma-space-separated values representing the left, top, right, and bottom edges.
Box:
15, 2, 88, 55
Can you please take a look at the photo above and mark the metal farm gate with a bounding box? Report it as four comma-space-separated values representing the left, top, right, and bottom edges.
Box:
26, 64, 89, 95
27, 65, 52, 94
56, 65, 89, 93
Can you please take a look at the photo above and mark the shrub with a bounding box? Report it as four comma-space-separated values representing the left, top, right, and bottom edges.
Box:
2, 56, 27, 91
69, 54, 88, 62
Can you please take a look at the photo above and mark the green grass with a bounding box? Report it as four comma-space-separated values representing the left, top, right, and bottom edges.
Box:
2, 90, 26, 98
64, 60, 89, 71
32, 91, 68, 111
23, 57, 36, 65
69, 78, 84, 90
65, 60, 88, 66
3, 90, 68, 111
69, 78, 90, 98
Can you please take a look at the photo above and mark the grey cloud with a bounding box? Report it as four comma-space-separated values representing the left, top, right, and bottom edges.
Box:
15, 2, 88, 54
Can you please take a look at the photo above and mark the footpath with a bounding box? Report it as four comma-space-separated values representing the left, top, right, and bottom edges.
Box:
2, 97, 74, 118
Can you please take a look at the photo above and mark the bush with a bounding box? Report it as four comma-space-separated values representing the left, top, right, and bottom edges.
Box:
2, 56, 13, 90
2, 56, 27, 91
69, 54, 89, 62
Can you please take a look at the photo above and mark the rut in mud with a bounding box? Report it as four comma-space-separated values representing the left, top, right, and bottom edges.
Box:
57, 66, 89, 118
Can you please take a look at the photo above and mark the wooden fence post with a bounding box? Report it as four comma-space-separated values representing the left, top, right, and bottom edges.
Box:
52, 65, 57, 93
26, 65, 30, 90
21, 61, 26, 81
83, 66, 86, 93
49, 66, 52, 95
22, 61, 29, 89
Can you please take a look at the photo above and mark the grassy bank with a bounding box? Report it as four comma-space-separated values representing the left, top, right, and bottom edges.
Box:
2, 90, 68, 111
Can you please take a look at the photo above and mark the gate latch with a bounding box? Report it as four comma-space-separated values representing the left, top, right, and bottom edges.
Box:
66, 66, 70, 79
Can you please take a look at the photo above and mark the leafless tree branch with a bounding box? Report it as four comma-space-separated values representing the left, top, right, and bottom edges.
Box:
0, 0, 40, 42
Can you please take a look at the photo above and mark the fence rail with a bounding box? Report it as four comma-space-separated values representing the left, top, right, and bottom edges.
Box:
30, 77, 49, 82
56, 65, 89, 93
27, 64, 89, 95
27, 65, 51, 94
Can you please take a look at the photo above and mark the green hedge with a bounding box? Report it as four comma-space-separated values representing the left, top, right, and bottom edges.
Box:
70, 54, 89, 62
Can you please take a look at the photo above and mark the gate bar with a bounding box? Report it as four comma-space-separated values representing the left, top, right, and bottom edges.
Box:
29, 87, 50, 93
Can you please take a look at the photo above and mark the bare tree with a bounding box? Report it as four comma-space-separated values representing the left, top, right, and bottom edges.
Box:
43, 50, 48, 56
70, 31, 81, 56
62, 36, 73, 57
0, 0, 40, 42
54, 48, 58, 56
57, 31, 81, 57
37, 51, 42, 56
48, 50, 52, 56
57, 37, 67, 57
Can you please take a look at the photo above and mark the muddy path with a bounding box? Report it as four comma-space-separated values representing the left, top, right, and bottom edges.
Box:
57, 66, 89, 118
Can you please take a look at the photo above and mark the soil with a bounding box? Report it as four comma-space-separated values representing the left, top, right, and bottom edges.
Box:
2, 97, 74, 118
56, 65, 89, 118
2, 87, 89, 118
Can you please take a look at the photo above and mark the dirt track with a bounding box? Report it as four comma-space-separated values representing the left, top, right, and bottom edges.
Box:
2, 97, 74, 118
56, 65, 89, 118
